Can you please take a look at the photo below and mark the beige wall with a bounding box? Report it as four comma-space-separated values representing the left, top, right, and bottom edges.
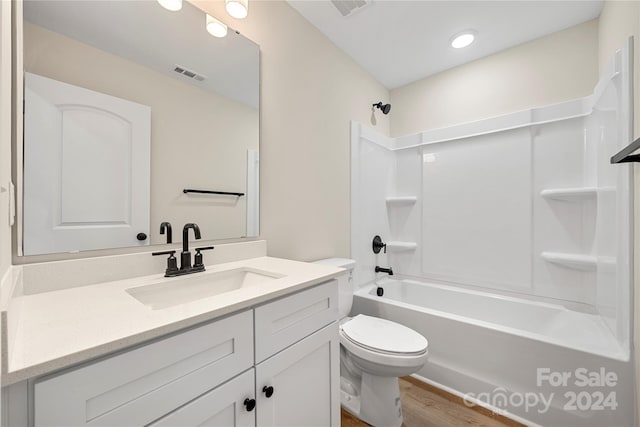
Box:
0, 1, 12, 277
193, 1, 390, 260
598, 1, 640, 424
390, 19, 599, 137
23, 22, 257, 248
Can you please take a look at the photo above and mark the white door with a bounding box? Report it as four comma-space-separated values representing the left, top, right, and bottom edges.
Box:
23, 72, 150, 255
256, 323, 340, 427
149, 369, 256, 427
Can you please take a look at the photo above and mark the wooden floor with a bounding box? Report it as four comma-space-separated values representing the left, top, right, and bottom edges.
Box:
341, 377, 525, 427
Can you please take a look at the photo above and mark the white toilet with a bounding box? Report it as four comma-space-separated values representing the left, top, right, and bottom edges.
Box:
313, 258, 428, 427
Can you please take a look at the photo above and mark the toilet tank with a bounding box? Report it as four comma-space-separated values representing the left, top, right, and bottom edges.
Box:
313, 258, 356, 317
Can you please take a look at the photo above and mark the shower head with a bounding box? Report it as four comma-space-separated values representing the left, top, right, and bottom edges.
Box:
373, 102, 391, 115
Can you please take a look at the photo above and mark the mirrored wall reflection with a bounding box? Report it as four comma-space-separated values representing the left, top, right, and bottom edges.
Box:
21, 1, 259, 256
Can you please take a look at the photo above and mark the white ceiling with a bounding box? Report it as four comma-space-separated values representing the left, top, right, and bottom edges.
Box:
24, 1, 259, 109
288, 0, 604, 89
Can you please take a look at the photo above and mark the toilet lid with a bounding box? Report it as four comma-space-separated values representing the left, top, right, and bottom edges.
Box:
341, 314, 428, 355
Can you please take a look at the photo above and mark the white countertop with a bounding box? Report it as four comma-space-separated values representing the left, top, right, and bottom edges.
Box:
2, 256, 343, 385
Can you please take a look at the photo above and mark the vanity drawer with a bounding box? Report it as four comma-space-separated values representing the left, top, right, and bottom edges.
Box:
34, 310, 253, 427
254, 280, 338, 362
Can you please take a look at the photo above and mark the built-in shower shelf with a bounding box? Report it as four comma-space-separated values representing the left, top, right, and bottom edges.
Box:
540, 187, 615, 201
541, 252, 616, 272
385, 196, 417, 206
540, 187, 596, 201
386, 241, 417, 252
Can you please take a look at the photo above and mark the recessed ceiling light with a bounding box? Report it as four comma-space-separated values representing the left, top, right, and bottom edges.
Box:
450, 31, 476, 49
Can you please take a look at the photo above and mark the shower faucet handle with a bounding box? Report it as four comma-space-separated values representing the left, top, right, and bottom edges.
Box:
372, 235, 387, 254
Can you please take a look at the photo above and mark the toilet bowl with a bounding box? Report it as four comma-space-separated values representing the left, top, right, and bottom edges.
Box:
313, 259, 429, 427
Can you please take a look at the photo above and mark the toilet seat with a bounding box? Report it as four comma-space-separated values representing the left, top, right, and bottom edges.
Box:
341, 314, 428, 356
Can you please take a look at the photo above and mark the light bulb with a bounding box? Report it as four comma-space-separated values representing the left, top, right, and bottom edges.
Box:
206, 15, 228, 38
226, 0, 248, 19
157, 0, 182, 12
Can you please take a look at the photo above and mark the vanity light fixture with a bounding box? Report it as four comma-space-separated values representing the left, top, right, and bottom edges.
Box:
226, 0, 248, 19
206, 14, 228, 38
157, 0, 182, 12
450, 31, 476, 49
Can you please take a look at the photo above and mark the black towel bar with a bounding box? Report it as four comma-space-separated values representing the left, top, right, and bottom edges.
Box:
183, 189, 245, 197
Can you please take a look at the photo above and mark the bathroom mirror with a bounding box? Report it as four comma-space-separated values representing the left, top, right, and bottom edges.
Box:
19, 0, 259, 256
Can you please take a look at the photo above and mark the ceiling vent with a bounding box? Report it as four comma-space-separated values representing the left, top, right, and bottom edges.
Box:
330, 0, 371, 17
173, 65, 206, 82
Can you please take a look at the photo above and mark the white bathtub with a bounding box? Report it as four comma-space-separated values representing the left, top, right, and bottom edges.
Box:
352, 278, 634, 427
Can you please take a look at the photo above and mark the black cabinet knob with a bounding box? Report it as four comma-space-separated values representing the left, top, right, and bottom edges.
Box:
262, 385, 274, 398
244, 398, 256, 412
136, 232, 147, 241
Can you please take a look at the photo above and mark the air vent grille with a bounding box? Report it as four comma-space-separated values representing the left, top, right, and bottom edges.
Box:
173, 65, 206, 82
330, 0, 370, 17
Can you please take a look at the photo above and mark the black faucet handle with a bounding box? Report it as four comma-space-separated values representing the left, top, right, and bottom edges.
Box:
193, 246, 214, 268
152, 250, 176, 256
152, 250, 179, 276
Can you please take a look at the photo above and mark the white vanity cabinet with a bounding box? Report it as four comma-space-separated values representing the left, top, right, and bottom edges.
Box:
255, 281, 340, 427
14, 280, 339, 427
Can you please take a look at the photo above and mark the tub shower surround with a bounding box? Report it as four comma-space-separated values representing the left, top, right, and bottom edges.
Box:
350, 42, 634, 427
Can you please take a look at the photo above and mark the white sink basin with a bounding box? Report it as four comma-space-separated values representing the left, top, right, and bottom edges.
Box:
126, 267, 285, 310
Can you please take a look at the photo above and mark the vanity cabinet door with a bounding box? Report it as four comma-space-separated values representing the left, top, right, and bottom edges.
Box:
34, 310, 253, 427
148, 369, 256, 427
255, 322, 340, 427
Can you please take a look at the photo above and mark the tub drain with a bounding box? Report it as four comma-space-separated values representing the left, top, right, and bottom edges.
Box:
376, 287, 384, 297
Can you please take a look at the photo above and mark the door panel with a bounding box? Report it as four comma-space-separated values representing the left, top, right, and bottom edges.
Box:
60, 107, 131, 223
23, 72, 150, 255
149, 369, 256, 427
256, 323, 340, 427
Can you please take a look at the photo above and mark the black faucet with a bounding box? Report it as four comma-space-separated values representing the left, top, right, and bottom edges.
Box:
181, 223, 202, 271
152, 223, 214, 277
160, 222, 172, 244
375, 266, 394, 276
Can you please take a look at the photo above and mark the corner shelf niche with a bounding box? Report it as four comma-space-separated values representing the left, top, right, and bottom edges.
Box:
385, 197, 417, 254
385, 196, 417, 206
541, 252, 616, 272
540, 186, 615, 201
386, 241, 417, 252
